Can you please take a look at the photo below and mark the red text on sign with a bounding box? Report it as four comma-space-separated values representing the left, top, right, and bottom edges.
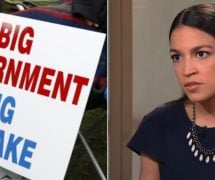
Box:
0, 22, 34, 55
0, 55, 89, 105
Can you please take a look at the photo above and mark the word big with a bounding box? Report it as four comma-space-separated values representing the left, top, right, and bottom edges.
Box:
0, 94, 15, 125
0, 22, 34, 55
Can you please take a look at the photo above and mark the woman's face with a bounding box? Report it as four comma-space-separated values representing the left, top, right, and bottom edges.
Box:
170, 25, 215, 103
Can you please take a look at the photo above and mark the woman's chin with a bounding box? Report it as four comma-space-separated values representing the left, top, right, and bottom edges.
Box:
186, 94, 215, 103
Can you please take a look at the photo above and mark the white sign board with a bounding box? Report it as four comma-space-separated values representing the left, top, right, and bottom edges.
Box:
0, 13, 105, 180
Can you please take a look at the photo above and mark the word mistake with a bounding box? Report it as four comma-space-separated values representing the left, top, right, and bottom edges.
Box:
0, 94, 37, 169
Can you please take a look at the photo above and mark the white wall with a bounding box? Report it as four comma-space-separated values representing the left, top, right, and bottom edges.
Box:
132, 0, 212, 179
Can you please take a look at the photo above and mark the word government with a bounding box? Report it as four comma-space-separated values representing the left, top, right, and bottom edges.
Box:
0, 56, 89, 105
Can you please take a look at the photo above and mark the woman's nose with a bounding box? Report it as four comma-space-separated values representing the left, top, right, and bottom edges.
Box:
183, 58, 197, 77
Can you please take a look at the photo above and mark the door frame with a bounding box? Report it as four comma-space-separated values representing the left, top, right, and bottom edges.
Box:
109, 0, 133, 179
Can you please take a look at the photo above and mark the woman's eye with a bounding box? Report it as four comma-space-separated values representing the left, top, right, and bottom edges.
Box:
196, 51, 209, 59
171, 54, 181, 62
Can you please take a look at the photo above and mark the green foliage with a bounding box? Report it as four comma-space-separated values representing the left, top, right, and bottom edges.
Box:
0, 0, 60, 13
65, 108, 107, 180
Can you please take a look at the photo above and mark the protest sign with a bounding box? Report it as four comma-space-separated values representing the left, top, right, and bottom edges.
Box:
0, 13, 105, 179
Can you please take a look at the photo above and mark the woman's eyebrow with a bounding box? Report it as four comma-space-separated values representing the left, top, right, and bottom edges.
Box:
169, 48, 180, 53
191, 45, 213, 52
169, 45, 213, 53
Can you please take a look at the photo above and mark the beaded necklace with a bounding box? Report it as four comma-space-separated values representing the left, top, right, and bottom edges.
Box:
186, 103, 215, 163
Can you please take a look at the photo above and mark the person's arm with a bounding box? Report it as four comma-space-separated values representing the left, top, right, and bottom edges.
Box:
140, 154, 160, 180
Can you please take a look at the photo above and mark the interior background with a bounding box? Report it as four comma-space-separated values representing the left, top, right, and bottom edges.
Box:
132, 0, 213, 179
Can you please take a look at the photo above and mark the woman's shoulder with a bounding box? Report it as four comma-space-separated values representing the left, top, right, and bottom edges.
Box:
141, 101, 186, 131
127, 101, 184, 157
145, 101, 183, 120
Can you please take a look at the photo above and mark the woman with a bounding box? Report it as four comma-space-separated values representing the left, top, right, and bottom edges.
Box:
128, 3, 215, 180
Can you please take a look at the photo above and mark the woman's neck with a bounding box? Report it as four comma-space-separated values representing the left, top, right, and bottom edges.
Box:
184, 98, 215, 128
195, 99, 215, 127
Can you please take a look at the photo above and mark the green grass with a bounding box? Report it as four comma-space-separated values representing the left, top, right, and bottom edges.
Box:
65, 108, 107, 180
